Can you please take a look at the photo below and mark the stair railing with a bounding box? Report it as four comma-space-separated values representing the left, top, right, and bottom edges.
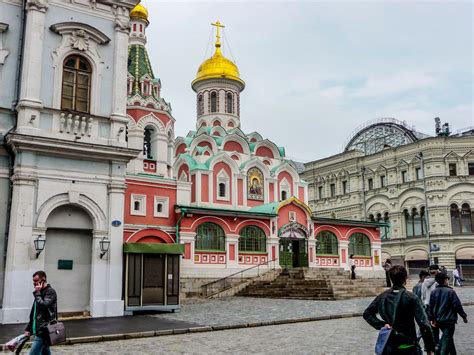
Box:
201, 258, 278, 297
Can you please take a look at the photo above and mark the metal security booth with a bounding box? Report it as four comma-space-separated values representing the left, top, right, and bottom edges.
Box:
124, 243, 183, 313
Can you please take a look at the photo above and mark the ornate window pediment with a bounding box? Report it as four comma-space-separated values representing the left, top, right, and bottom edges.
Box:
51, 22, 110, 51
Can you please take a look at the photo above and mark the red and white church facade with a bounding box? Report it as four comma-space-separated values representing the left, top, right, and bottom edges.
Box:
123, 5, 384, 303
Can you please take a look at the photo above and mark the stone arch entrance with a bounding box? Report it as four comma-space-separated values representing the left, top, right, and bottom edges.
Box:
44, 205, 93, 316
278, 222, 309, 268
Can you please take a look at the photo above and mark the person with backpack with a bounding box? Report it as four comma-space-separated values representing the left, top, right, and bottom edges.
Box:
428, 272, 468, 355
363, 265, 435, 354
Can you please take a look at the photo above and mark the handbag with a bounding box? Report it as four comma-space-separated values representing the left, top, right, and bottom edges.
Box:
375, 289, 404, 355
46, 320, 66, 345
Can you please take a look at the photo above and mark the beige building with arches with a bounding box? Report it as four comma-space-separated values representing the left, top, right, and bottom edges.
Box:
301, 119, 474, 271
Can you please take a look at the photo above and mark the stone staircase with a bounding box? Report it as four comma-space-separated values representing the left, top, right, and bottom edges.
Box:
237, 267, 387, 300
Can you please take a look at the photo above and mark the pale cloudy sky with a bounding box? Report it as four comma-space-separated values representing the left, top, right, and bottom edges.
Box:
143, 0, 473, 162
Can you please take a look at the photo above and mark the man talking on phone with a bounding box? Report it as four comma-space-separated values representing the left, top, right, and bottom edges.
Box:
24, 270, 58, 355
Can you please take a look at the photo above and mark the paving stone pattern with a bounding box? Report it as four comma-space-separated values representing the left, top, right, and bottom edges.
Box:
155, 287, 474, 327
56, 306, 474, 354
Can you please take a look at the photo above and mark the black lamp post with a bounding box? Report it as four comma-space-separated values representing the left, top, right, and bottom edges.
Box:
34, 235, 46, 258
99, 237, 110, 259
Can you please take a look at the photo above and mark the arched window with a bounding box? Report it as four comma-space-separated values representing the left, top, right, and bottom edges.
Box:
239, 226, 266, 253
195, 222, 225, 251
226, 92, 233, 113
404, 207, 427, 237
461, 203, 473, 234
316, 231, 338, 255
143, 127, 154, 159
450, 204, 461, 234
281, 190, 287, 200
61, 55, 92, 113
218, 182, 226, 198
348, 233, 371, 256
382, 212, 391, 240
133, 201, 140, 211
197, 94, 204, 115
368, 214, 375, 222
210, 92, 217, 113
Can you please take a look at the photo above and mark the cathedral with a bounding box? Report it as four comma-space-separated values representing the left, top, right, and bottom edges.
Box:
0, 1, 383, 322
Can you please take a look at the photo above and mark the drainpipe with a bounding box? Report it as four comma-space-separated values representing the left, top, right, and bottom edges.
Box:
2, 0, 27, 305
175, 209, 185, 244
361, 166, 367, 221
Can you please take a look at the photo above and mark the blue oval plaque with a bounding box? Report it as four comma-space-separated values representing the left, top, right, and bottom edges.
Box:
111, 220, 122, 227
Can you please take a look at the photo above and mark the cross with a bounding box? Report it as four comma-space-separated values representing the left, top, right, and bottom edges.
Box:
211, 21, 225, 46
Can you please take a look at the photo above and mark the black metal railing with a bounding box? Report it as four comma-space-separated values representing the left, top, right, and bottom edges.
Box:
201, 258, 278, 297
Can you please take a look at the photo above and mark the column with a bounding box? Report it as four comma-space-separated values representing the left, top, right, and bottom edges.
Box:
226, 234, 239, 269
339, 240, 349, 270
17, 0, 49, 129
180, 232, 196, 277
90, 176, 125, 318
110, 6, 130, 146
1, 175, 38, 323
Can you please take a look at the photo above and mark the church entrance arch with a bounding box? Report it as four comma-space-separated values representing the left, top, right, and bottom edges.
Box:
278, 222, 308, 268
44, 205, 93, 316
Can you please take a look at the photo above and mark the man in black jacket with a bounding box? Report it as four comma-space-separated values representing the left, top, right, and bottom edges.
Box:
25, 270, 58, 355
363, 265, 435, 354
428, 272, 468, 355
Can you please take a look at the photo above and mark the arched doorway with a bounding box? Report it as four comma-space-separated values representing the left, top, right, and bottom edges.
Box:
405, 249, 429, 275
278, 222, 308, 268
44, 205, 93, 316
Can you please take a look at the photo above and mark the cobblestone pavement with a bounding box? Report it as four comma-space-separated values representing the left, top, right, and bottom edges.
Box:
154, 287, 474, 327
56, 306, 474, 354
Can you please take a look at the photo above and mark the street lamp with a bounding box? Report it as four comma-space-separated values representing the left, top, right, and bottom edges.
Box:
417, 152, 433, 264
99, 237, 110, 259
34, 235, 46, 258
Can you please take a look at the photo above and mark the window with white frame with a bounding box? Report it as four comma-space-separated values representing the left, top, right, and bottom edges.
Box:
154, 196, 169, 218
280, 179, 290, 201
130, 194, 146, 216
217, 170, 230, 201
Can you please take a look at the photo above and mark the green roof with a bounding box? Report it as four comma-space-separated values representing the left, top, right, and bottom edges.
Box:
248, 202, 280, 214
176, 204, 277, 218
128, 44, 157, 98
124, 243, 184, 255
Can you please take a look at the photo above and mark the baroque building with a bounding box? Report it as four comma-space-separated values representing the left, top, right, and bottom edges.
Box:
0, 0, 140, 323
301, 118, 474, 271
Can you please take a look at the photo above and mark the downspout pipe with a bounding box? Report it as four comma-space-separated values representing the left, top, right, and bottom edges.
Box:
175, 208, 185, 244
2, 0, 27, 307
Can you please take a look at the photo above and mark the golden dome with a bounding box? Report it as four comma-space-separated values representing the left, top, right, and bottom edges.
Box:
192, 21, 245, 89
130, 3, 148, 21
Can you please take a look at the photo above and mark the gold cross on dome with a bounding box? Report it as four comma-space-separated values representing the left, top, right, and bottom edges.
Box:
211, 21, 225, 46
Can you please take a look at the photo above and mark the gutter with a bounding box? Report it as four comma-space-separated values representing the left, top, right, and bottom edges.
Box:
175, 209, 184, 244
2, 0, 27, 308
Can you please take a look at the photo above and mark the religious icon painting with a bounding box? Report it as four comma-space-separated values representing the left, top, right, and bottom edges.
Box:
247, 167, 264, 200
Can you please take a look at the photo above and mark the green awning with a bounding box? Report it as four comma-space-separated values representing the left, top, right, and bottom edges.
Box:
123, 243, 184, 255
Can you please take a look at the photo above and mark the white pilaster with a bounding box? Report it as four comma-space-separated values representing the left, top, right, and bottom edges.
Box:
1, 176, 38, 323
17, 0, 48, 128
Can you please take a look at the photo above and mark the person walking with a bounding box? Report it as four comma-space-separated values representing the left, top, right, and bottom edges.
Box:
363, 265, 435, 354
412, 270, 430, 300
25, 270, 58, 355
349, 254, 356, 280
452, 266, 462, 287
428, 272, 468, 355
422, 264, 441, 348
383, 259, 393, 287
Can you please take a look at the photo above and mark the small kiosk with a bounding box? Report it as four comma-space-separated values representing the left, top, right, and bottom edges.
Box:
123, 243, 183, 313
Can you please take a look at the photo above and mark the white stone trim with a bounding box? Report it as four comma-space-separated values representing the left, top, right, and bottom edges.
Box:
153, 196, 169, 218
130, 194, 146, 216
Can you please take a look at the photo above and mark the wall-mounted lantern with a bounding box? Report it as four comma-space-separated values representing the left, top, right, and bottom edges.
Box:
99, 237, 110, 259
34, 235, 46, 258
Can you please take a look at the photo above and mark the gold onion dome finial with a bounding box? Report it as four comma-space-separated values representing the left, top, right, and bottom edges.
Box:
130, 2, 149, 21
192, 21, 245, 88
